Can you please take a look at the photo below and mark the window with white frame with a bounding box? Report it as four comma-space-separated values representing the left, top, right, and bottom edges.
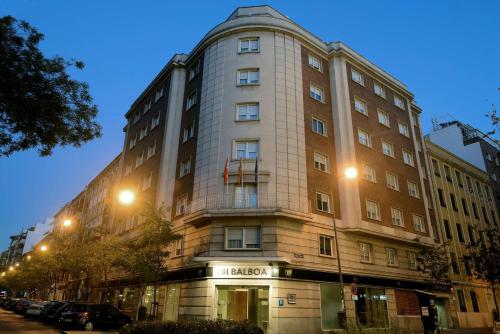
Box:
354, 97, 367, 115
358, 128, 371, 147
143, 100, 151, 114
234, 184, 257, 208
408, 251, 417, 269
374, 82, 386, 98
188, 61, 200, 81
381, 139, 394, 157
186, 90, 197, 110
176, 194, 188, 216
394, 95, 405, 109
386, 171, 399, 191
154, 86, 163, 102
226, 226, 261, 249
133, 113, 140, 124
142, 172, 152, 190
366, 200, 380, 220
151, 113, 160, 130
407, 181, 420, 198
377, 109, 390, 127
316, 192, 331, 212
235, 140, 259, 160
182, 124, 195, 143
362, 163, 376, 182
391, 208, 404, 226
310, 83, 325, 102
386, 248, 397, 266
312, 117, 327, 136
147, 141, 156, 159
314, 152, 329, 172
319, 235, 333, 257
359, 242, 372, 262
135, 151, 144, 167
351, 69, 364, 86
179, 157, 191, 177
413, 214, 425, 232
129, 134, 137, 150
238, 37, 260, 53
308, 54, 322, 71
398, 121, 410, 137
403, 150, 415, 166
139, 125, 148, 140
173, 237, 183, 257
236, 103, 259, 121
237, 69, 260, 85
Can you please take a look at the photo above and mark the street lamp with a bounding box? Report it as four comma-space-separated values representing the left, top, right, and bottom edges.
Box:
1, 272, 5, 277
8, 266, 14, 271
118, 189, 136, 206
40, 245, 48, 252
63, 219, 72, 227
15, 263, 19, 267
27, 255, 32, 260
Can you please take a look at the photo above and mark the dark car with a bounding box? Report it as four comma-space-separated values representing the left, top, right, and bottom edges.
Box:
39, 300, 65, 322
57, 303, 131, 331
14, 299, 34, 314
3, 297, 20, 310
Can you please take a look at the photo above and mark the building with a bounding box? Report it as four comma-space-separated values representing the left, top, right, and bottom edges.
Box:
22, 218, 54, 255
425, 139, 499, 328
102, 6, 446, 333
1, 230, 28, 268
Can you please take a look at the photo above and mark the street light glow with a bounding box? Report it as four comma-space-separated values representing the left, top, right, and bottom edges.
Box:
63, 219, 72, 227
40, 245, 48, 252
15, 263, 19, 267
118, 189, 136, 205
27, 255, 31, 260
1, 272, 5, 276
344, 167, 358, 179
8, 266, 14, 271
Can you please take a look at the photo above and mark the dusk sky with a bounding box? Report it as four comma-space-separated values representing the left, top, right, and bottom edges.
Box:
0, 0, 498, 250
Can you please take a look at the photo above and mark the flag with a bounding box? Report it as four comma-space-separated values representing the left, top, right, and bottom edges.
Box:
223, 157, 229, 184
238, 158, 243, 185
254, 155, 259, 183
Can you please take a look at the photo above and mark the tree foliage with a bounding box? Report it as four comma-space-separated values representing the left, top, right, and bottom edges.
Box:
417, 243, 450, 288
0, 15, 101, 157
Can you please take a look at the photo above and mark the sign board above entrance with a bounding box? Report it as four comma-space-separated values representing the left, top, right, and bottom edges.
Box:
212, 265, 272, 279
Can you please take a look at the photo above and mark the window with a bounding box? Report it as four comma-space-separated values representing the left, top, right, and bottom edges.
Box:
176, 194, 188, 216
319, 235, 333, 257
377, 109, 390, 127
450, 193, 458, 211
238, 69, 259, 85
238, 37, 259, 53
226, 226, 261, 249
236, 103, 259, 121
432, 159, 440, 177
470, 291, 480, 312
438, 189, 446, 207
139, 125, 148, 140
476, 181, 484, 199
485, 186, 492, 201
386, 248, 397, 266
320, 284, 343, 330
179, 157, 191, 177
135, 151, 144, 167
481, 206, 489, 224
316, 192, 331, 212
457, 290, 467, 312
355, 287, 389, 328
354, 97, 367, 115
408, 251, 417, 269
381, 140, 394, 157
491, 211, 497, 226
235, 184, 257, 208
188, 61, 200, 81
403, 150, 414, 166
374, 82, 386, 98
386, 172, 399, 191
129, 134, 137, 150
444, 219, 452, 239
358, 129, 371, 147
486, 152, 493, 161
394, 95, 405, 109
407, 181, 420, 198
151, 113, 160, 130
398, 121, 410, 137
351, 68, 364, 86
173, 237, 183, 257
466, 176, 473, 193
310, 84, 325, 102
461, 198, 469, 215
182, 124, 195, 143
391, 208, 404, 226
413, 215, 424, 232
235, 140, 258, 159
154, 86, 163, 102
472, 202, 479, 219
359, 242, 372, 262
456, 223, 464, 242
186, 90, 197, 110
308, 54, 322, 71
456, 170, 463, 187
312, 117, 327, 136
314, 152, 329, 172
451, 253, 459, 274
443, 165, 452, 182
133, 113, 140, 124
362, 163, 376, 182
366, 200, 380, 220
143, 100, 151, 114
124, 163, 132, 176
147, 141, 156, 159
142, 172, 152, 190
468, 225, 475, 244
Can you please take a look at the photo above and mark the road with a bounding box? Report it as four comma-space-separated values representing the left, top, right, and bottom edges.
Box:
0, 308, 61, 333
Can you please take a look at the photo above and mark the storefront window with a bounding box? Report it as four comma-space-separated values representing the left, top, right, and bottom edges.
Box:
163, 284, 180, 321
117, 288, 136, 311
320, 284, 344, 330
142, 285, 161, 318
355, 287, 389, 328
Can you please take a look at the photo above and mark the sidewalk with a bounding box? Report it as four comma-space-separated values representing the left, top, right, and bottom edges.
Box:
443, 328, 492, 334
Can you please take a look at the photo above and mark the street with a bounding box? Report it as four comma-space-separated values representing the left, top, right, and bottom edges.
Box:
0, 308, 60, 333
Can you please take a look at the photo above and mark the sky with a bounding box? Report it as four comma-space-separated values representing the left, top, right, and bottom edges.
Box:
0, 0, 499, 250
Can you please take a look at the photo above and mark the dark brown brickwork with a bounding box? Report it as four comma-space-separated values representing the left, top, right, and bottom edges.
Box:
346, 62, 429, 236
395, 290, 420, 315
301, 46, 340, 218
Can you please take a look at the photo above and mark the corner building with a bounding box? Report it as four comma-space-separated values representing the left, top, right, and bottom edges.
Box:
111, 6, 443, 333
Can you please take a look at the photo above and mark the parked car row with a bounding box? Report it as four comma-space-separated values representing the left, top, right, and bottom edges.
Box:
1, 296, 132, 331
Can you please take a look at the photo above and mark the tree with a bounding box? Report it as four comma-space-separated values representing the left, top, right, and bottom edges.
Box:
118, 204, 180, 319
417, 243, 451, 290
467, 226, 500, 320
0, 16, 101, 157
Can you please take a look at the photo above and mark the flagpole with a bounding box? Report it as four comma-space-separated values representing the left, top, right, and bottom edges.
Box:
226, 156, 229, 206
255, 155, 259, 208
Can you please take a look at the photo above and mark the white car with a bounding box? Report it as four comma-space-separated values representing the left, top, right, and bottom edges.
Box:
24, 301, 47, 319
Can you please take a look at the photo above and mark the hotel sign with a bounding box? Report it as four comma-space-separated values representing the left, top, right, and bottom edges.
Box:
212, 265, 272, 279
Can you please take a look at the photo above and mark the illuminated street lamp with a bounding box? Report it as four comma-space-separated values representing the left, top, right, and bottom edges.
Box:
118, 189, 136, 206
40, 245, 48, 252
15, 263, 19, 267
8, 266, 14, 271
344, 166, 358, 179
27, 255, 32, 260
1, 272, 5, 277
63, 219, 72, 227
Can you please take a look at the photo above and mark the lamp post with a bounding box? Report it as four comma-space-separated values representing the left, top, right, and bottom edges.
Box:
334, 166, 358, 328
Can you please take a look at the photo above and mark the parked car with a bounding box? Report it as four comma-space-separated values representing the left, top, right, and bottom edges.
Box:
57, 303, 131, 331
14, 299, 35, 314
39, 300, 66, 322
24, 301, 48, 319
3, 297, 20, 310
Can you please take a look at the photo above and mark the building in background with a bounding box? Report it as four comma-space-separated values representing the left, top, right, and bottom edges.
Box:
1, 230, 28, 267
